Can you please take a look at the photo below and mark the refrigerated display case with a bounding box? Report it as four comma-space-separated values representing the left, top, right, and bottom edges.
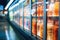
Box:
9, 0, 60, 40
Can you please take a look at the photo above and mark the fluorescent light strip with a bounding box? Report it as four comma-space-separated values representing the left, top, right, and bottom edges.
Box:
5, 0, 14, 10
9, 0, 25, 11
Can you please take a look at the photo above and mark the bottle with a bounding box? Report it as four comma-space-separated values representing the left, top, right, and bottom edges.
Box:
54, 1, 59, 16
48, 0, 54, 17
32, 18, 37, 36
37, 5, 43, 17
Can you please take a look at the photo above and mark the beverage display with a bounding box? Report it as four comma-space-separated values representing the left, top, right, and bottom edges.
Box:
9, 0, 60, 40
47, 0, 59, 40
32, 0, 44, 39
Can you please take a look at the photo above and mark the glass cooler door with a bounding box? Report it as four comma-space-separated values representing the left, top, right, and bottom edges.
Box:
31, 0, 44, 40
23, 0, 31, 34
47, 0, 59, 40
19, 3, 24, 29
37, 0, 44, 40
13, 6, 20, 25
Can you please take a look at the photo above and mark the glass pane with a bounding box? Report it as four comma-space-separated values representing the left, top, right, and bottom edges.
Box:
47, 18, 54, 40
24, 0, 30, 17
19, 3, 23, 17
24, 6, 30, 17
20, 9, 23, 17
31, 0, 36, 16
47, 0, 59, 40
13, 6, 20, 25
37, 18, 44, 40
24, 18, 31, 31
32, 18, 37, 36
37, 0, 44, 17
47, 0, 59, 17
32, 0, 44, 40
31, 0, 44, 17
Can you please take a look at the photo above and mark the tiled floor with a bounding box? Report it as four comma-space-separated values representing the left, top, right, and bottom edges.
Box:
0, 21, 25, 40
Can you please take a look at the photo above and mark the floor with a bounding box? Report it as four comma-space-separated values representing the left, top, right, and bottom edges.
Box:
0, 21, 25, 40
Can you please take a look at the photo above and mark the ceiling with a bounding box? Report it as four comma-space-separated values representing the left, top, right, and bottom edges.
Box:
0, 0, 10, 8
0, 0, 19, 10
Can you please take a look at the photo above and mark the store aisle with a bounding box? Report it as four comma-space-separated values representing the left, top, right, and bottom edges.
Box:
0, 21, 25, 40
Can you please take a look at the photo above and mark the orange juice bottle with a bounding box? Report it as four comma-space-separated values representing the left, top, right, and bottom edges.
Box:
32, 18, 37, 35
37, 5, 43, 16
54, 2, 59, 16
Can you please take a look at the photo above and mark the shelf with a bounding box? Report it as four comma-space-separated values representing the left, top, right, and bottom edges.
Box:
32, 16, 43, 18
47, 16, 59, 18
20, 16, 23, 18
47, 16, 59, 20
24, 16, 31, 19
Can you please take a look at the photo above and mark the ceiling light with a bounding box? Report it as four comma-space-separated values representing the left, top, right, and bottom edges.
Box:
5, 0, 14, 10
9, 0, 25, 11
